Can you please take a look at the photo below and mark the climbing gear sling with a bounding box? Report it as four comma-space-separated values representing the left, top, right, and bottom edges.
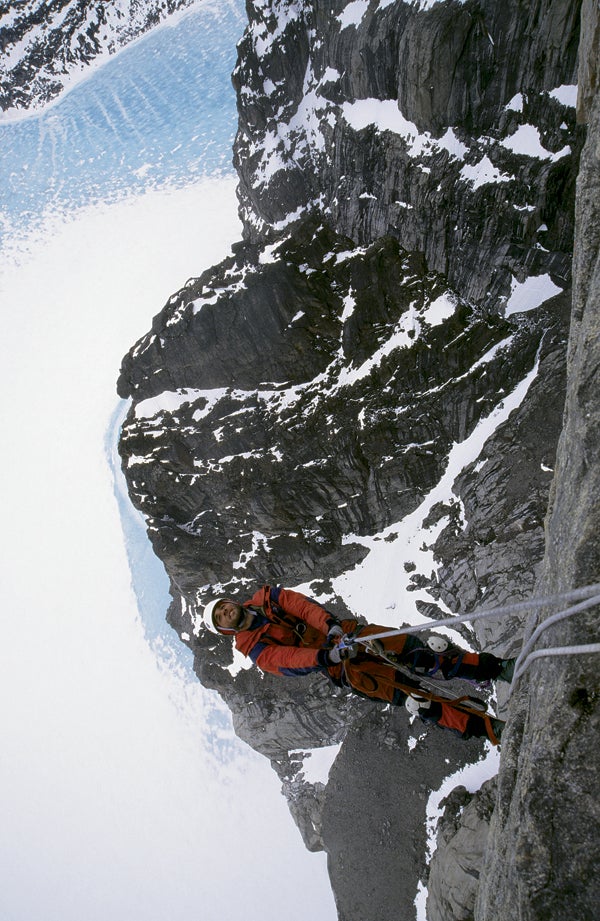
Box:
337, 628, 502, 744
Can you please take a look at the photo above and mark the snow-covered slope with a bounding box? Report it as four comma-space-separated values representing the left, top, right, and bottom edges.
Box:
0, 0, 198, 116
113, 2, 590, 919
5, 0, 594, 919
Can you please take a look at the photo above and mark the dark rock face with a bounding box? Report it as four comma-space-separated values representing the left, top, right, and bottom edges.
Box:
233, 0, 582, 305
0, 0, 197, 114
430, 287, 572, 653
117, 220, 566, 617
476, 3, 600, 919
3, 0, 594, 916
320, 709, 484, 921
427, 778, 498, 921
113, 1, 588, 918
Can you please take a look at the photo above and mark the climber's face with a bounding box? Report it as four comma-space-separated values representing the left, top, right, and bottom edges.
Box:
213, 599, 248, 633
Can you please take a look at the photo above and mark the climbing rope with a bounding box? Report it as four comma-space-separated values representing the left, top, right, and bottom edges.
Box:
513, 643, 600, 683
351, 583, 600, 689
511, 591, 600, 686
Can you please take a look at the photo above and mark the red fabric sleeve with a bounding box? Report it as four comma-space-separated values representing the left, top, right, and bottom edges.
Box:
272, 586, 333, 633
254, 643, 322, 676
242, 585, 333, 676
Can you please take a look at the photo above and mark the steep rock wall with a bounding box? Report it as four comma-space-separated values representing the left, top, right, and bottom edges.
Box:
233, 0, 581, 305
118, 0, 581, 648
476, 2, 600, 918
114, 2, 586, 919
110, 0, 589, 917
428, 5, 599, 919
2, 0, 593, 917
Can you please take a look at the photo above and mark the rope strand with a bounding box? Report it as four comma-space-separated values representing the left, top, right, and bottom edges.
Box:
356, 583, 600, 646
512, 643, 600, 685
353, 584, 600, 690
510, 593, 600, 685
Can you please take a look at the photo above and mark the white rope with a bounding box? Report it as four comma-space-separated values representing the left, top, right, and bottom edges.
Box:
351, 584, 600, 691
512, 643, 600, 685
511, 592, 600, 685
354, 582, 600, 646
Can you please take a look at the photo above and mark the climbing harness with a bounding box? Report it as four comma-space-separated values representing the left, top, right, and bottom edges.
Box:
337, 631, 500, 743
346, 634, 474, 701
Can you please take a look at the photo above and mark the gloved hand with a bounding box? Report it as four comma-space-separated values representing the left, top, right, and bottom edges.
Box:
327, 624, 345, 641
327, 642, 358, 665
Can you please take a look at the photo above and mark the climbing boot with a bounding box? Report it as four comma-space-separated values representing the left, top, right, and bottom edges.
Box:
405, 694, 431, 716
490, 718, 505, 742
498, 658, 516, 682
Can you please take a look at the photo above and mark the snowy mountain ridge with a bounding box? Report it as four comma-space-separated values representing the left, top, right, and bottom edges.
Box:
4, 0, 596, 919
232, 0, 580, 309
0, 0, 200, 117
113, 2, 598, 919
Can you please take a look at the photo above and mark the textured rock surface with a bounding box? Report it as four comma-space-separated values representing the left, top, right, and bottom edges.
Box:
477, 3, 600, 919
428, 778, 497, 921
319, 709, 485, 921
0, 0, 197, 114
233, 0, 582, 305
113, 1, 588, 918
3, 0, 590, 917
2, 0, 596, 916
117, 220, 567, 625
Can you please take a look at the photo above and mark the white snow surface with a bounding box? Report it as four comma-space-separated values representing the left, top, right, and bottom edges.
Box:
341, 99, 468, 160
500, 124, 571, 161
505, 273, 563, 315
289, 744, 342, 784
332, 348, 542, 638
0, 176, 337, 921
506, 93, 524, 112
459, 155, 513, 189
549, 84, 578, 107
411, 0, 466, 8
423, 292, 457, 326
135, 387, 226, 419
338, 0, 370, 29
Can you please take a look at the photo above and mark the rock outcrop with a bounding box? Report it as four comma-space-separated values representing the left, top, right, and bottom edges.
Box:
476, 3, 600, 918
5, 0, 593, 917
0, 0, 197, 114
113, 1, 593, 918
427, 778, 498, 921
232, 0, 581, 307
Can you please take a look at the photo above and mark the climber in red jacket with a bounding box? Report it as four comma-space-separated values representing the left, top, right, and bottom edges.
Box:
202, 584, 515, 744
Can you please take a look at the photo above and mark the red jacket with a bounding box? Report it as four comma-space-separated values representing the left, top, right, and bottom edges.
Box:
235, 585, 351, 677
231, 586, 500, 743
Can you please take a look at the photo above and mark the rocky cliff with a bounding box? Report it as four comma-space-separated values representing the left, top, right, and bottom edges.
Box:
113, 2, 598, 919
0, 0, 198, 114
110, 0, 585, 921
477, 2, 600, 918
112, 1, 597, 919
9, 0, 594, 917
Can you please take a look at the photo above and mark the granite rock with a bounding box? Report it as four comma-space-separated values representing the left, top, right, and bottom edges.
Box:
477, 3, 600, 919
3, 0, 593, 918
114, 2, 588, 918
428, 779, 498, 921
